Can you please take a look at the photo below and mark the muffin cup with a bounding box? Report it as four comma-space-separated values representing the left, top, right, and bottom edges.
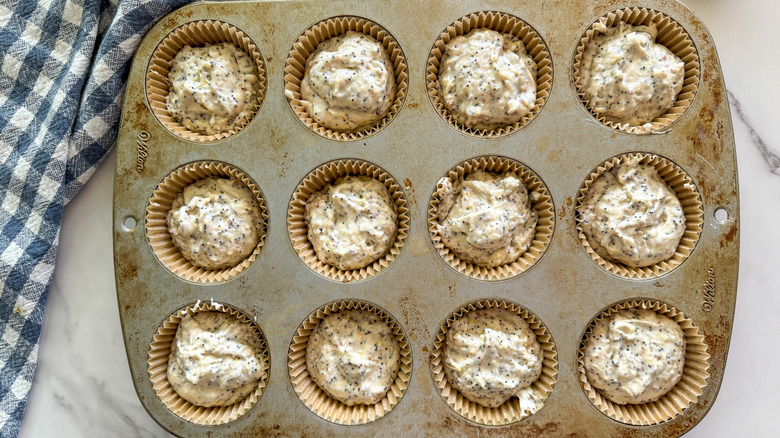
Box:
577, 298, 710, 426
287, 159, 409, 282
428, 156, 554, 280
283, 16, 408, 141
425, 11, 553, 138
287, 299, 412, 425
572, 7, 700, 134
147, 300, 270, 425
146, 20, 266, 142
145, 161, 268, 283
575, 152, 703, 279
430, 299, 558, 426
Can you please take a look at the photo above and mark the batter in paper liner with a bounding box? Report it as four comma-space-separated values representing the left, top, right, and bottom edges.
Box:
167, 311, 266, 407
439, 29, 537, 130
167, 177, 262, 270
305, 176, 397, 271
436, 171, 537, 268
306, 309, 400, 406
167, 43, 258, 135
444, 308, 543, 410
578, 158, 685, 268
584, 308, 685, 404
300, 31, 395, 131
580, 22, 684, 127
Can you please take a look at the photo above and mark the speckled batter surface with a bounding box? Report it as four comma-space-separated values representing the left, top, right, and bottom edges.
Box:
436, 171, 537, 268
167, 177, 261, 270
306, 309, 400, 406
167, 311, 266, 407
444, 308, 543, 410
580, 22, 684, 127
584, 308, 685, 404
578, 158, 685, 268
439, 29, 536, 130
305, 176, 397, 271
167, 43, 258, 135
300, 31, 395, 131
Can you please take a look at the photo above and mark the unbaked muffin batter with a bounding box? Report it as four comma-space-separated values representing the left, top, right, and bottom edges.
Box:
580, 22, 684, 127
167, 311, 266, 407
584, 308, 685, 404
306, 309, 400, 406
305, 176, 397, 271
439, 29, 537, 130
436, 171, 537, 268
444, 308, 543, 410
167, 177, 261, 269
301, 31, 395, 131
578, 158, 685, 268
167, 43, 258, 135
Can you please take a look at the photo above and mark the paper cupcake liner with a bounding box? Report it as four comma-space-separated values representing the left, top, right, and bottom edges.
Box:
425, 11, 552, 138
572, 7, 700, 134
575, 152, 703, 279
287, 299, 412, 425
428, 156, 554, 280
287, 159, 409, 282
145, 161, 268, 283
430, 299, 558, 426
146, 20, 266, 142
283, 16, 408, 141
147, 300, 270, 425
577, 299, 710, 426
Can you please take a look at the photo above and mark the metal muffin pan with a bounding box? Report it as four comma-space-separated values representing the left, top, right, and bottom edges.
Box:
113, 0, 739, 436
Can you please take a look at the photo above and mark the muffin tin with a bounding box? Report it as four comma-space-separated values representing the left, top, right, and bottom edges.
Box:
113, 0, 739, 436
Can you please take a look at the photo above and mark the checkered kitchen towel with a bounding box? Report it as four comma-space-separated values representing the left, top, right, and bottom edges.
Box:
0, 0, 190, 435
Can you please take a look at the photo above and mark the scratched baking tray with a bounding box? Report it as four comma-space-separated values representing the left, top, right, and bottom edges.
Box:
113, 0, 739, 436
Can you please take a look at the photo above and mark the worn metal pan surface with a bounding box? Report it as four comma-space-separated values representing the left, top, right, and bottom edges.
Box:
113, 0, 738, 436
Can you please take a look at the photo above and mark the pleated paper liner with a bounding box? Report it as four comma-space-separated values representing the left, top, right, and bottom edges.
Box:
147, 300, 270, 425
572, 7, 700, 134
430, 299, 558, 426
287, 159, 409, 282
428, 156, 554, 280
287, 299, 412, 425
146, 20, 266, 142
283, 16, 408, 141
145, 161, 268, 284
425, 11, 552, 138
574, 152, 703, 279
577, 299, 710, 426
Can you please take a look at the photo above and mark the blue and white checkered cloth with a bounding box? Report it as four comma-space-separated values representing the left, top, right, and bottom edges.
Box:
0, 0, 190, 435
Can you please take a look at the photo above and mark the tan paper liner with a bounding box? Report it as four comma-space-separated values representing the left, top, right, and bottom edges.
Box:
147, 300, 270, 425
428, 156, 554, 280
287, 159, 409, 282
146, 20, 266, 142
430, 299, 558, 426
575, 152, 703, 279
577, 299, 710, 426
572, 7, 700, 134
425, 11, 553, 138
287, 300, 412, 425
283, 16, 408, 141
145, 161, 268, 283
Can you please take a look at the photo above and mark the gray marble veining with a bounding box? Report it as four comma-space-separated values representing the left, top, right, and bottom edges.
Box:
728, 91, 780, 176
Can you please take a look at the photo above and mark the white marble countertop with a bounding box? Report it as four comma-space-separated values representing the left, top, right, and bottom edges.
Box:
18, 0, 780, 436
